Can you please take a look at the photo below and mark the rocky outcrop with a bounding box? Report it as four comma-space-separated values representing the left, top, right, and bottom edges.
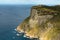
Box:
16, 5, 60, 40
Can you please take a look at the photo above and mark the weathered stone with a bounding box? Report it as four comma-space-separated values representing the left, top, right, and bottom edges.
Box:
16, 5, 60, 40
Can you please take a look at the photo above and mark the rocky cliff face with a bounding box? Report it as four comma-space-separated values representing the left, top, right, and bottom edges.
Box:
16, 5, 60, 40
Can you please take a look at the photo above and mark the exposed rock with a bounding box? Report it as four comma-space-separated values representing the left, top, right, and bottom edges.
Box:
16, 5, 60, 40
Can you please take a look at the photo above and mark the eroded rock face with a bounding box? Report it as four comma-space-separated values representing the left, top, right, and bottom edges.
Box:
16, 5, 60, 40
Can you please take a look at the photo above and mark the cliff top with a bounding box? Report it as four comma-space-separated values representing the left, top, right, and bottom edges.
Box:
31, 5, 60, 15
32, 5, 60, 11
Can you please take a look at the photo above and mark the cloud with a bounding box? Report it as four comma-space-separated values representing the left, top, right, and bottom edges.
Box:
0, 0, 60, 5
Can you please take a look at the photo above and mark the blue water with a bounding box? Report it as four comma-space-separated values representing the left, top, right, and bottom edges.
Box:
0, 5, 33, 40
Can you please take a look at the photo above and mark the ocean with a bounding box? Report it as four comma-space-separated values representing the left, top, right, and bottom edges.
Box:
0, 5, 34, 40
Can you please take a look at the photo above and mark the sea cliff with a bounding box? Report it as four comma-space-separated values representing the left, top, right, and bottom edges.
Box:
16, 5, 60, 40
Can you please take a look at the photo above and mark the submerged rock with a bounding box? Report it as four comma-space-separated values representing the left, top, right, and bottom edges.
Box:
16, 5, 60, 40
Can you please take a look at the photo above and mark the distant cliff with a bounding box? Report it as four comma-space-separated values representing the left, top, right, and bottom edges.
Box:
16, 5, 60, 40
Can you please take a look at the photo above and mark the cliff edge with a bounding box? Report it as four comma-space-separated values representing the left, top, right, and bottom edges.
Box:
16, 5, 60, 40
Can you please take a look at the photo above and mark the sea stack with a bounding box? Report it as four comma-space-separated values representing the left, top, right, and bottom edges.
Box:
16, 5, 60, 40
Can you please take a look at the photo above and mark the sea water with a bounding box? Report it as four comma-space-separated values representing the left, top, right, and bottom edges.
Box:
0, 5, 33, 40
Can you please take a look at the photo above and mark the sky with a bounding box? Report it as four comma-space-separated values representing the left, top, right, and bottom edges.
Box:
0, 0, 60, 5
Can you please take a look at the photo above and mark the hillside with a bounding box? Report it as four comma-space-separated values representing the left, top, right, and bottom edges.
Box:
16, 5, 60, 40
